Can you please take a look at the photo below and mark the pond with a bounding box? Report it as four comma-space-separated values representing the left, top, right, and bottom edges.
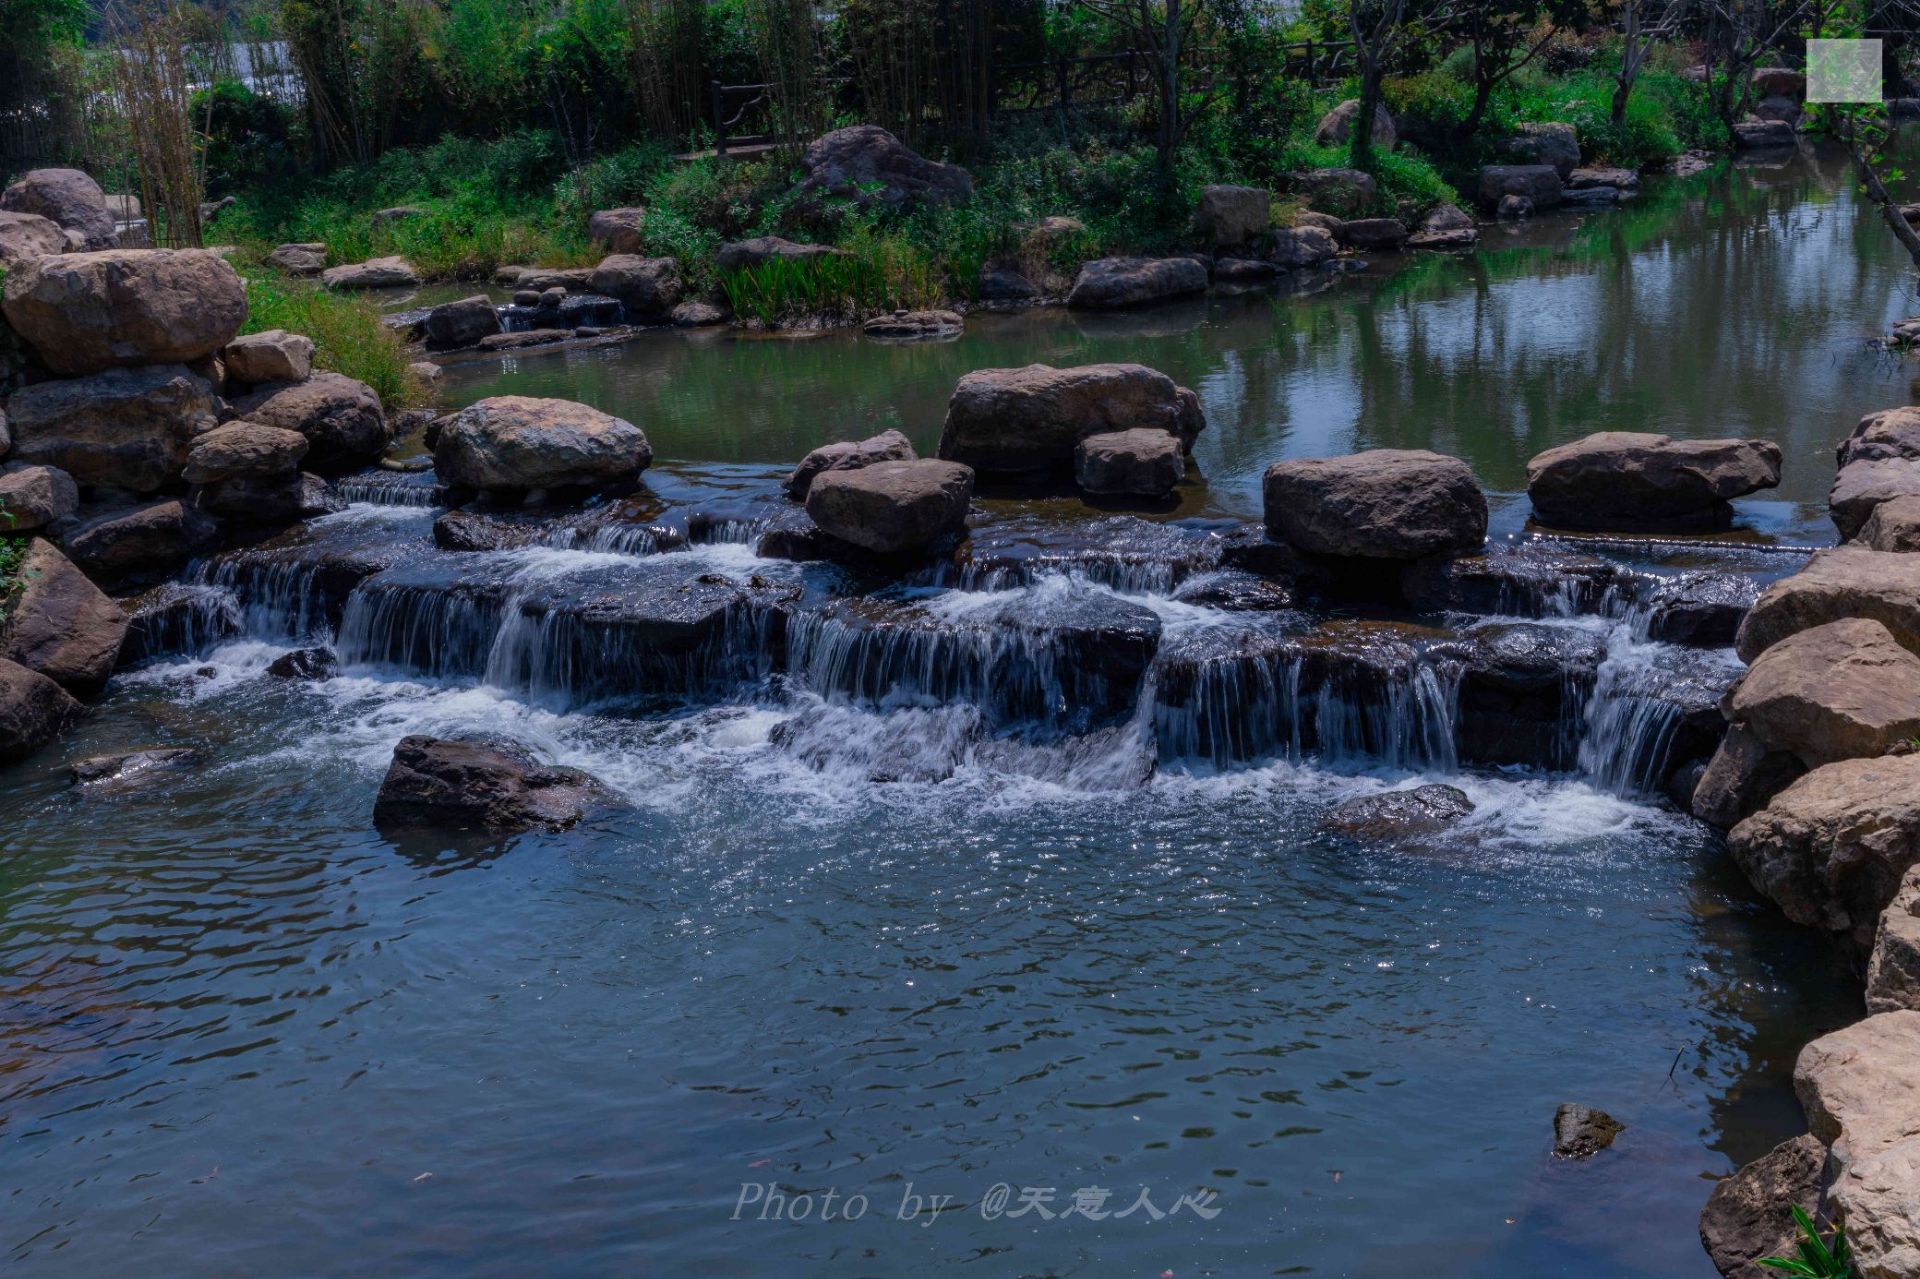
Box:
3, 143, 1902, 1279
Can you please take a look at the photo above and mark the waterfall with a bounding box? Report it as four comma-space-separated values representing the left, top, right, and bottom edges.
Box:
1574, 625, 1734, 796
335, 473, 449, 507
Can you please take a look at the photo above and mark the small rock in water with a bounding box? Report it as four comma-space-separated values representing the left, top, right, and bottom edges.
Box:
372, 734, 620, 835
1552, 1102, 1625, 1158
1323, 784, 1474, 841
266, 646, 339, 681
68, 746, 198, 788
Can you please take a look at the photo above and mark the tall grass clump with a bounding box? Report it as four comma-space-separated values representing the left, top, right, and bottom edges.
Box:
241, 273, 426, 409
719, 230, 939, 326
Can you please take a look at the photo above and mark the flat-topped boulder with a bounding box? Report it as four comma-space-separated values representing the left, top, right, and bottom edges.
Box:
0, 464, 78, 531
1869, 868, 1920, 1013
1525, 431, 1782, 530
587, 207, 646, 254
1400, 543, 1623, 617
1506, 122, 1580, 177
182, 421, 309, 484
795, 125, 972, 210
938, 363, 1204, 476
1841, 406, 1920, 465
1295, 167, 1377, 217
586, 254, 682, 321
1, 538, 127, 696
1728, 619, 1920, 767
0, 210, 65, 267
861, 309, 962, 341
0, 657, 81, 764
1736, 547, 1920, 660
373, 735, 619, 834
6, 364, 215, 490
265, 242, 326, 275
1730, 753, 1920, 947
1733, 117, 1796, 148
1408, 203, 1477, 250
1323, 784, 1473, 841
1794, 1011, 1920, 1279
1075, 428, 1185, 498
222, 329, 313, 385
715, 235, 839, 275
1860, 494, 1920, 551
2, 249, 246, 375
1271, 225, 1338, 268
1480, 164, 1563, 210
805, 458, 973, 555
1313, 99, 1396, 150
231, 372, 389, 475
1067, 256, 1208, 310
1263, 449, 1488, 560
1832, 456, 1920, 539
1569, 166, 1640, 191
1195, 184, 1270, 246
320, 256, 419, 289
421, 294, 503, 350
434, 396, 652, 495
1340, 217, 1408, 251
0, 168, 115, 250
784, 428, 916, 500
194, 471, 342, 525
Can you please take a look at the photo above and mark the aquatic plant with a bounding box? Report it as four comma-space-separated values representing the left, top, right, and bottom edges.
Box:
1760, 1207, 1853, 1279
718, 231, 939, 326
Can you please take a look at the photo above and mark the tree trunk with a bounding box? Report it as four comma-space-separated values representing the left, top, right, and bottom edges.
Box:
1156, 0, 1181, 177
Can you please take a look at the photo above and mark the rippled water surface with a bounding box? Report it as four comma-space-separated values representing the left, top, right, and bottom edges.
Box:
3, 146, 1898, 1278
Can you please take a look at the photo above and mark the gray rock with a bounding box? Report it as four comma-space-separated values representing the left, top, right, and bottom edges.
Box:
2, 248, 246, 376
805, 458, 973, 555
670, 300, 727, 327
0, 168, 115, 250
587, 207, 646, 254
1506, 122, 1581, 177
1075, 428, 1186, 498
69, 746, 198, 788
373, 734, 619, 834
1568, 166, 1640, 191
586, 254, 683, 321
1407, 203, 1477, 250
862, 309, 963, 341
0, 656, 81, 764
434, 395, 652, 494
714, 235, 840, 275
1733, 118, 1797, 148
1552, 1102, 1624, 1158
1270, 225, 1339, 268
421, 295, 503, 351
1295, 167, 1378, 217
784, 428, 916, 500
0, 464, 78, 530
794, 125, 972, 211
1526, 432, 1782, 531
1340, 217, 1409, 251
222, 329, 314, 385
6, 364, 216, 491
370, 205, 426, 229
192, 472, 343, 524
1195, 184, 1271, 246
264, 242, 326, 275
266, 645, 338, 681
1480, 165, 1564, 211
1067, 256, 1209, 310
1263, 449, 1488, 560
1323, 783, 1473, 840
1313, 99, 1396, 151
1645, 572, 1760, 646
319, 256, 420, 289
1497, 194, 1536, 220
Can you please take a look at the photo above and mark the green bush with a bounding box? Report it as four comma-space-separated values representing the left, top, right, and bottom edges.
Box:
240, 271, 426, 410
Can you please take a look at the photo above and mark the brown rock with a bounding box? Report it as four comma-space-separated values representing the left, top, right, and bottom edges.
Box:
938, 363, 1204, 476
1832, 456, 1920, 540
59, 500, 220, 590
1195, 184, 1271, 246
1840, 406, 1920, 466
231, 372, 389, 475
373, 735, 619, 834
1868, 867, 1920, 1013
1728, 619, 1920, 767
1699, 1134, 1829, 1279
1263, 450, 1488, 560
319, 256, 419, 289
1067, 257, 1209, 310
1736, 547, 1920, 661
1552, 1102, 1624, 1158
1, 249, 246, 375
5, 364, 216, 491
222, 330, 314, 385
805, 458, 973, 555
587, 207, 646, 254
0, 656, 82, 763
861, 309, 963, 341
1525, 432, 1782, 531
1075, 428, 1186, 498
586, 254, 683, 321
0, 210, 65, 267
784, 429, 916, 500
182, 422, 310, 484
1693, 722, 1806, 829
1, 538, 128, 695
0, 464, 78, 530
434, 395, 652, 493
1860, 495, 1920, 551
265, 242, 326, 275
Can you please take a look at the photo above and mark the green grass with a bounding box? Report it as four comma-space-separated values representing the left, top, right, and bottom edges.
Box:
239, 268, 427, 410
718, 229, 940, 326
0, 534, 27, 625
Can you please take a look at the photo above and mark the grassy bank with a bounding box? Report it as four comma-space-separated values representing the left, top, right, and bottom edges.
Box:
237, 266, 429, 410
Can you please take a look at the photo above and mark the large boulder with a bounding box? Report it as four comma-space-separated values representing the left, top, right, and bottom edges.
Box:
1506, 122, 1581, 177
421, 294, 503, 351
0, 657, 81, 764
1408, 203, 1478, 251
1841, 406, 1920, 466
1340, 217, 1408, 252
59, 499, 220, 590
784, 428, 916, 500
373, 735, 618, 834
1733, 118, 1797, 149
938, 363, 1204, 476
1, 538, 128, 695
0, 210, 66, 267
319, 256, 419, 289
222, 330, 314, 386
1313, 99, 1396, 151
586, 254, 683, 321
1694, 722, 1807, 829
1479, 165, 1564, 211
1794, 1012, 1920, 1279
1271, 225, 1339, 268
805, 458, 973, 555
434, 395, 652, 494
1296, 167, 1378, 217
182, 421, 309, 484
1699, 1134, 1830, 1279
0, 168, 115, 250
1729, 753, 1920, 947
715, 235, 839, 275
231, 372, 389, 475
586, 207, 646, 255
1861, 495, 1920, 552
193, 471, 342, 525
795, 125, 972, 210
1525, 432, 1782, 530
1263, 450, 1488, 560
1195, 184, 1271, 246
0, 464, 78, 531
1727, 619, 1920, 767
1067, 257, 1208, 310
1753, 67, 1808, 98
1075, 429, 1185, 498
1, 249, 246, 375
1869, 867, 1920, 1014
5, 364, 215, 490
1736, 547, 1920, 661
1832, 456, 1920, 540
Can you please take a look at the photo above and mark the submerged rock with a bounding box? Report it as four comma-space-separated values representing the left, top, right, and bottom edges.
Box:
267, 646, 339, 681
938, 363, 1203, 477
805, 458, 973, 555
1699, 1133, 1828, 1279
1552, 1103, 1625, 1158
1456, 621, 1606, 769
1736, 547, 1920, 662
372, 735, 620, 834
1323, 783, 1473, 840
1, 538, 128, 697
784, 429, 916, 500
1263, 449, 1488, 561
434, 395, 652, 496
0, 656, 82, 763
1067, 257, 1209, 310
1401, 544, 1622, 617
1526, 432, 1782, 531
116, 583, 241, 666
68, 746, 198, 788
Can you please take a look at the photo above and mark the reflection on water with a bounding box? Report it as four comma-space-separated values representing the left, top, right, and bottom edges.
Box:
443, 141, 1920, 538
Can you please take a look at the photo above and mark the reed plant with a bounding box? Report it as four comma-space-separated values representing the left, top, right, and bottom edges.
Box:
718, 231, 939, 326
109, 0, 209, 247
